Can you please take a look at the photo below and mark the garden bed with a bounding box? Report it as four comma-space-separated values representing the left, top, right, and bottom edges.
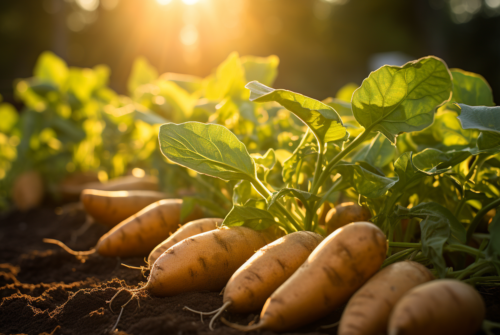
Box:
0, 207, 499, 335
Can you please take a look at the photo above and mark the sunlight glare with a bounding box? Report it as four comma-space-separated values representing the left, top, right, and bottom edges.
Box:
156, 0, 172, 5
182, 0, 199, 5
76, 0, 100, 11
180, 24, 199, 45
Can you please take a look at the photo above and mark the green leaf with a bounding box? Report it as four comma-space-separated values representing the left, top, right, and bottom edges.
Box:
242, 55, 279, 87
334, 163, 397, 198
450, 69, 494, 107
34, 51, 68, 88
246, 81, 347, 146
352, 56, 452, 143
456, 104, 500, 134
268, 188, 320, 210
223, 204, 277, 230
251, 149, 276, 170
159, 122, 255, 181
204, 52, 246, 100
396, 202, 467, 277
232, 180, 261, 206
357, 133, 396, 168
412, 148, 458, 174
127, 57, 158, 94
477, 131, 500, 151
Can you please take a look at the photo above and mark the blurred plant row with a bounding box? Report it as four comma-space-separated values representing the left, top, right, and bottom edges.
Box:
0, 51, 307, 214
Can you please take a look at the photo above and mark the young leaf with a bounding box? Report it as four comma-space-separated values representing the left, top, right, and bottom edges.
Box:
450, 69, 494, 107
333, 163, 397, 198
352, 56, 452, 143
242, 55, 279, 87
456, 104, 500, 133
159, 122, 256, 181
268, 188, 320, 211
251, 148, 276, 170
246, 81, 347, 146
223, 204, 277, 230
233, 180, 261, 205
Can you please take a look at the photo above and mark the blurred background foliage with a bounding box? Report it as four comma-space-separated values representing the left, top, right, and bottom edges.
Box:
1, 0, 500, 104
1, 0, 500, 213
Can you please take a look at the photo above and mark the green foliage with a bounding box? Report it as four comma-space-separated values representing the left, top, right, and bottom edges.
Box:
246, 81, 348, 147
352, 56, 452, 143
159, 122, 256, 181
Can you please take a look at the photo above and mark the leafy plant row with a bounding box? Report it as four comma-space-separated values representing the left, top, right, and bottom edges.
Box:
158, 56, 500, 282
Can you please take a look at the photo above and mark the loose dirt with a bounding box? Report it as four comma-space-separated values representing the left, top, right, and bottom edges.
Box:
0, 207, 498, 335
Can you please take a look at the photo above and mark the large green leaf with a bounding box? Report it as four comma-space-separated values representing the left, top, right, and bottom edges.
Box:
334, 163, 397, 198
456, 104, 500, 133
352, 56, 452, 143
450, 69, 494, 107
246, 81, 347, 147
159, 122, 255, 181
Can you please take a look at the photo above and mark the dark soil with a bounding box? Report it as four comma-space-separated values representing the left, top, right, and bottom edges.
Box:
0, 207, 499, 335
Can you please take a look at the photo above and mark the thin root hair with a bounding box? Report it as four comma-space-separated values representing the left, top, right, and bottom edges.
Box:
220, 316, 262, 332
43, 238, 96, 256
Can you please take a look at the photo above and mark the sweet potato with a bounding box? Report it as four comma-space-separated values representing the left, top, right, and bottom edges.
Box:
44, 199, 202, 258
338, 261, 434, 335
185, 231, 323, 330
59, 175, 159, 198
326, 202, 371, 235
388, 279, 485, 335
81, 189, 168, 227
12, 171, 44, 211
148, 218, 222, 265
146, 226, 277, 296
223, 221, 387, 332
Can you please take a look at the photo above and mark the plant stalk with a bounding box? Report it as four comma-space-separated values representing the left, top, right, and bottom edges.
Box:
250, 176, 303, 231
311, 127, 372, 195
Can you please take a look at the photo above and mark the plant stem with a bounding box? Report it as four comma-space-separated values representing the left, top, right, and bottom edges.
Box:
382, 248, 416, 267
311, 145, 324, 192
311, 128, 372, 195
445, 244, 485, 259
465, 276, 500, 285
388, 242, 422, 249
250, 176, 303, 231
467, 197, 500, 242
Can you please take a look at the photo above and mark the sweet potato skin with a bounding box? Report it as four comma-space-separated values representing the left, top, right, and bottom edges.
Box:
95, 199, 201, 257
339, 261, 434, 335
59, 175, 159, 198
326, 202, 371, 235
259, 221, 387, 332
148, 218, 223, 265
12, 171, 44, 211
388, 279, 485, 335
225, 231, 324, 314
146, 226, 276, 297
81, 189, 168, 227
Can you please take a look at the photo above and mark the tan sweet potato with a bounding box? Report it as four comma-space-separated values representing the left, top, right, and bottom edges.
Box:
326, 202, 371, 235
